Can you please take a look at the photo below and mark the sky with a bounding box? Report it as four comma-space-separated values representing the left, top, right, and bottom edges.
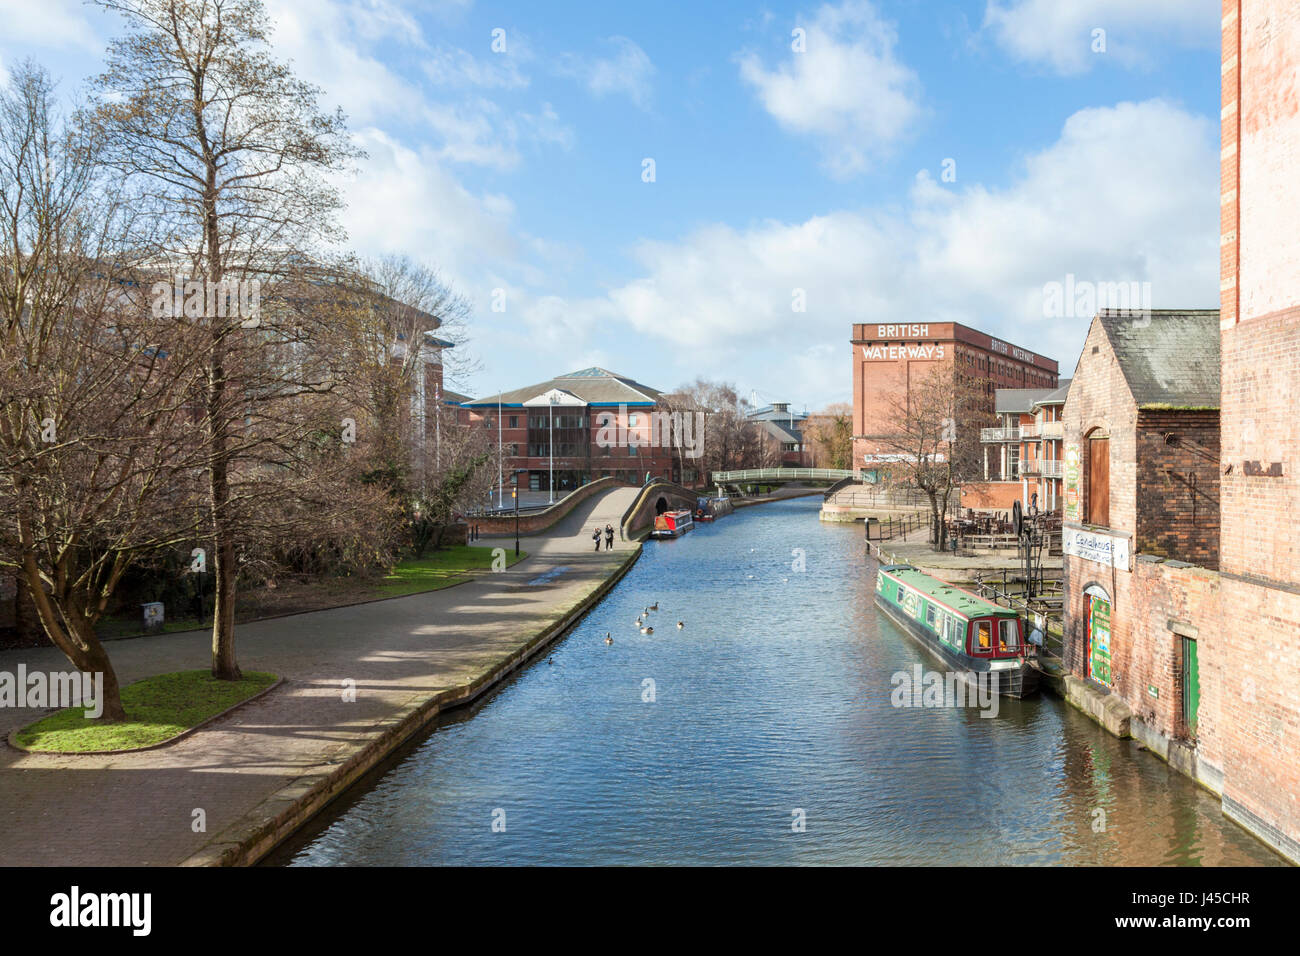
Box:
1, 0, 1223, 410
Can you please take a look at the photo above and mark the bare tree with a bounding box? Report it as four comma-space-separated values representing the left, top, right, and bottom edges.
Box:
805, 402, 854, 469
870, 365, 989, 549
328, 254, 490, 554
88, 0, 362, 679
0, 62, 210, 720
667, 379, 771, 479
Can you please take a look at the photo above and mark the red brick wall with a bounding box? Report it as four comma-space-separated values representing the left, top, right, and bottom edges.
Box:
1215, 0, 1300, 859
1060, 317, 1137, 533
850, 321, 1059, 469
1134, 409, 1221, 567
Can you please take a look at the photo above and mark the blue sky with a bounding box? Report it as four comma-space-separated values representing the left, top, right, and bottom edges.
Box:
2, 0, 1222, 409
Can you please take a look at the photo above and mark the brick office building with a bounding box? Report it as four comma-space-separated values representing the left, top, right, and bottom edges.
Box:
461, 367, 688, 496
850, 322, 1059, 479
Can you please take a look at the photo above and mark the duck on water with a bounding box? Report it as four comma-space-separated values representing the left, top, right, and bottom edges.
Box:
873, 564, 1040, 699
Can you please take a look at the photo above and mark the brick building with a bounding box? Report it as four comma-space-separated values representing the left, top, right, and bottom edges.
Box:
850, 322, 1059, 479
964, 381, 1070, 513
1057, 303, 1300, 860
1211, 0, 1300, 861
1060, 309, 1221, 718
461, 367, 689, 496
747, 402, 811, 467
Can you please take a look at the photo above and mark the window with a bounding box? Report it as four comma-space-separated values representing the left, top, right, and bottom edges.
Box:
509, 415, 518, 428
925, 605, 936, 628
1086, 435, 1110, 527
971, 620, 993, 656
628, 414, 638, 426
998, 619, 1019, 653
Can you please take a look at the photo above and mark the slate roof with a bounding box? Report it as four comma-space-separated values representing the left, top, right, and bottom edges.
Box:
748, 404, 808, 423
995, 388, 1057, 414
1098, 309, 1220, 408
1031, 379, 1072, 409
759, 420, 803, 443
463, 367, 662, 406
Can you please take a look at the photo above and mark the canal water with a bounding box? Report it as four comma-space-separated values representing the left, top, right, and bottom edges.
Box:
273, 496, 1283, 866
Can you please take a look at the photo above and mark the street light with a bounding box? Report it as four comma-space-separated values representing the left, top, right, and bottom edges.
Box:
548, 394, 558, 505
513, 468, 527, 556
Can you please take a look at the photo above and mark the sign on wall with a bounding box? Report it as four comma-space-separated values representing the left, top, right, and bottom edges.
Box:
1063, 443, 1080, 521
1063, 526, 1131, 570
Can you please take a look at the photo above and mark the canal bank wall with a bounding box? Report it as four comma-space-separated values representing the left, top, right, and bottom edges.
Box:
187, 545, 644, 867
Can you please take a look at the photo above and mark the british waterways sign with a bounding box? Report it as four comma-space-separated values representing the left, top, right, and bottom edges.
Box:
1063, 526, 1131, 570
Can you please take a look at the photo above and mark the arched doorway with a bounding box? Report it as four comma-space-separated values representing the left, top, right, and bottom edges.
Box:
1084, 584, 1112, 687
655, 496, 669, 515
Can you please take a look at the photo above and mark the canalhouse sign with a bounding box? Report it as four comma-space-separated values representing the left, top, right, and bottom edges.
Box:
1063, 525, 1132, 571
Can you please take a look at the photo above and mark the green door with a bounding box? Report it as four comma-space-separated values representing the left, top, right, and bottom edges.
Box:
1181, 637, 1200, 736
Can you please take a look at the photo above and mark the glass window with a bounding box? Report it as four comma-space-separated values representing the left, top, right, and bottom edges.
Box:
925, 605, 936, 628
998, 619, 1019, 653
973, 620, 993, 655
629, 414, 638, 426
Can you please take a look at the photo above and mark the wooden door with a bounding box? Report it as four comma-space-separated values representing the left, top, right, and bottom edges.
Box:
1087, 437, 1109, 527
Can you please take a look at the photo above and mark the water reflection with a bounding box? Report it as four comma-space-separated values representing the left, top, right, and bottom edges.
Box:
275, 497, 1283, 866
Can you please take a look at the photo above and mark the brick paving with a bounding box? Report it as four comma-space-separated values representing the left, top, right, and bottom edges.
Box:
0, 487, 640, 866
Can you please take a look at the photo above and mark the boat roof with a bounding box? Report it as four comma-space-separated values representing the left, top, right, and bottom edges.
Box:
879, 566, 1013, 619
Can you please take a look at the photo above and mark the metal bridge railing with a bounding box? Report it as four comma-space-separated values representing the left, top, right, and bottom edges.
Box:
713, 467, 863, 483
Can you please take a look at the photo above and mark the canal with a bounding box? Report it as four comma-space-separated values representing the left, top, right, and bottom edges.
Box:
272, 496, 1283, 866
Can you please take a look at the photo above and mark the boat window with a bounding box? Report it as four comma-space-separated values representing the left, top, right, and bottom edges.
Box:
925, 605, 936, 627
972, 620, 993, 656
998, 619, 1019, 654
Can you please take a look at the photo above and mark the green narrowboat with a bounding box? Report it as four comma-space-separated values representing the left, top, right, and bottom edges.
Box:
874, 564, 1039, 698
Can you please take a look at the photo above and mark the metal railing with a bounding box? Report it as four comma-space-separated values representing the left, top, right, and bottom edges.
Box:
972, 573, 1066, 664
713, 467, 864, 483
864, 511, 927, 542
979, 427, 1020, 442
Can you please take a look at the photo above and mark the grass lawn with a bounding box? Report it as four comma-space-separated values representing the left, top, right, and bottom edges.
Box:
14, 670, 278, 753
376, 545, 528, 598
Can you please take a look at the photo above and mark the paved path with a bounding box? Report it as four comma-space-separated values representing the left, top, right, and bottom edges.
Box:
0, 486, 640, 866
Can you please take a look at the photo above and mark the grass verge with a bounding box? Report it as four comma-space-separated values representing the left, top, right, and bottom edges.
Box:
13, 669, 279, 753
376, 545, 528, 597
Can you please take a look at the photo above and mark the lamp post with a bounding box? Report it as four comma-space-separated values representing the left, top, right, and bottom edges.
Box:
548, 394, 557, 505
513, 468, 527, 556
497, 392, 503, 509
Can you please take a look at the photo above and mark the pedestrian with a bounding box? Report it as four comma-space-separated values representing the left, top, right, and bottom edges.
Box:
604, 523, 614, 550
592, 527, 602, 551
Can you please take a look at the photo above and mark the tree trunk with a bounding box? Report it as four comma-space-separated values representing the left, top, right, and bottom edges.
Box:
17, 556, 127, 721
206, 339, 241, 681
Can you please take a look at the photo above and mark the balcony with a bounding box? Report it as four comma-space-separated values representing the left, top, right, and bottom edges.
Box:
980, 427, 1020, 442
1021, 459, 1064, 477
1020, 421, 1064, 440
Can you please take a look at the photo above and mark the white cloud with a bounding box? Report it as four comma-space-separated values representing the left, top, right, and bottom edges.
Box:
0, 0, 101, 54
983, 0, 1219, 75
737, 0, 922, 178
543, 99, 1218, 407
424, 46, 530, 90
559, 36, 655, 109
265, 0, 568, 169
336, 127, 519, 291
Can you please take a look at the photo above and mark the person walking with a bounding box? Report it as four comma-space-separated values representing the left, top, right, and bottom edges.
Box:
592, 527, 602, 552
604, 523, 614, 551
